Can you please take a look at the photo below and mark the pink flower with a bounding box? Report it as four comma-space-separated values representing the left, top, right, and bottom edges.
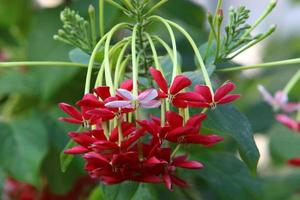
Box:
276, 114, 300, 132
288, 157, 300, 167
105, 88, 161, 109
258, 85, 300, 113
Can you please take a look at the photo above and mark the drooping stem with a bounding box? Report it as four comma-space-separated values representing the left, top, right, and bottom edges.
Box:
148, 16, 178, 82
152, 35, 174, 63
103, 23, 129, 94
99, 0, 105, 37
89, 5, 97, 46
144, 33, 162, 71
132, 24, 139, 98
165, 19, 213, 92
283, 69, 300, 94
146, 0, 168, 16
0, 61, 87, 68
114, 41, 130, 89
217, 58, 300, 72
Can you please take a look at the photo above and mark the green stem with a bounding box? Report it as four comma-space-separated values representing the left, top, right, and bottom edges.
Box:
99, 0, 105, 37
149, 16, 178, 82
241, 0, 277, 39
103, 23, 129, 94
89, 5, 97, 46
114, 41, 130, 89
217, 58, 300, 72
84, 32, 109, 94
0, 61, 87, 68
165, 19, 213, 92
204, 0, 223, 60
144, 33, 162, 71
105, 0, 127, 11
171, 144, 181, 158
132, 24, 139, 97
283, 69, 300, 94
152, 35, 174, 63
161, 99, 165, 127
116, 57, 130, 85
145, 0, 168, 16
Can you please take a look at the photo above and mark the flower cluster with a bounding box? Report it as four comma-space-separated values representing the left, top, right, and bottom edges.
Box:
59, 67, 240, 190
258, 85, 300, 166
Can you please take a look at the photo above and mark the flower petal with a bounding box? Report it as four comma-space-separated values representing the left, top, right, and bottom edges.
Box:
166, 111, 183, 128
59, 103, 82, 120
76, 94, 104, 107
140, 100, 161, 108
276, 114, 300, 132
138, 89, 158, 102
93, 86, 111, 101
64, 146, 89, 154
214, 81, 236, 102
116, 89, 135, 100
150, 67, 168, 94
194, 85, 212, 103
170, 75, 192, 95
217, 94, 240, 104
288, 157, 300, 167
105, 100, 133, 109
183, 134, 224, 146
120, 79, 133, 91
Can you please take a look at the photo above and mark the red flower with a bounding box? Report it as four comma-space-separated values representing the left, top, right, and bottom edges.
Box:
189, 81, 240, 108
276, 114, 300, 132
150, 67, 194, 108
288, 157, 300, 167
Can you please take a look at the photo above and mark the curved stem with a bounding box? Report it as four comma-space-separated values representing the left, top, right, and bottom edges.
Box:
165, 18, 213, 92
283, 69, 300, 94
116, 57, 130, 85
95, 37, 130, 87
0, 61, 87, 68
85, 32, 109, 94
144, 33, 161, 71
146, 0, 168, 16
114, 41, 130, 89
149, 16, 178, 82
217, 58, 300, 72
103, 23, 129, 94
152, 35, 174, 63
132, 24, 139, 97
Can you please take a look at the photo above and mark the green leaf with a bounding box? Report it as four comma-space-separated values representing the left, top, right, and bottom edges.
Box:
101, 182, 139, 200
203, 105, 260, 173
195, 152, 262, 200
60, 139, 76, 173
182, 66, 215, 90
131, 184, 153, 200
262, 173, 300, 200
269, 124, 300, 164
0, 167, 5, 197
88, 186, 105, 200
159, 53, 182, 84
0, 111, 48, 187
69, 48, 91, 65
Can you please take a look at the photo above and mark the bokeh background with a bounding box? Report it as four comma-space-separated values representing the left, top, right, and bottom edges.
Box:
0, 0, 300, 199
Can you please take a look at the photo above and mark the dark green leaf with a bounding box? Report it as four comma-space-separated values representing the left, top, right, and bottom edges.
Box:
101, 182, 139, 200
69, 48, 91, 65
131, 184, 153, 200
203, 105, 260, 173
0, 111, 48, 187
88, 186, 105, 200
60, 139, 76, 173
269, 124, 300, 164
195, 152, 262, 200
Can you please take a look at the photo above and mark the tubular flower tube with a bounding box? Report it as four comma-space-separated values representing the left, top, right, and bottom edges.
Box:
276, 114, 300, 133
59, 67, 238, 191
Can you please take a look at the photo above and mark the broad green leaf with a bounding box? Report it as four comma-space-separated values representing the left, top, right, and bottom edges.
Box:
0, 111, 48, 187
269, 124, 300, 164
131, 184, 153, 200
194, 152, 262, 200
88, 186, 105, 200
0, 167, 5, 197
203, 105, 260, 173
262, 173, 300, 200
101, 182, 139, 200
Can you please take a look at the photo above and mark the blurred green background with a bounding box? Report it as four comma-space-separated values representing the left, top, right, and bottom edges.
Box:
0, 0, 300, 199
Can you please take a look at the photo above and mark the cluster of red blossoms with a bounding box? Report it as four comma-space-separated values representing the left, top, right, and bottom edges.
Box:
59, 67, 240, 190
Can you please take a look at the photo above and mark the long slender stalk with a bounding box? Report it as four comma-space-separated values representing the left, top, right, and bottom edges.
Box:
99, 0, 105, 37
132, 24, 139, 97
217, 58, 300, 72
144, 33, 162, 71
148, 16, 178, 82
0, 61, 87, 68
145, 0, 168, 16
152, 35, 174, 62
165, 19, 213, 91
89, 5, 97, 46
114, 41, 130, 89
283, 69, 300, 94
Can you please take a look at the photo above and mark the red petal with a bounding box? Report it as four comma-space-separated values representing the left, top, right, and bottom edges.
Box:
171, 175, 189, 188
217, 94, 240, 104
214, 81, 236, 102
58, 117, 82, 124
163, 174, 172, 191
150, 67, 168, 94
170, 75, 191, 95
120, 79, 133, 91
87, 108, 115, 121
68, 132, 96, 147
93, 86, 111, 101
76, 94, 104, 108
172, 156, 203, 169
64, 146, 89, 154
172, 98, 188, 108
166, 127, 192, 140
276, 114, 300, 132
59, 103, 82, 120
194, 85, 212, 103
166, 111, 183, 128
101, 176, 125, 185
186, 113, 206, 129
187, 101, 210, 108
184, 134, 224, 146
288, 158, 300, 166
